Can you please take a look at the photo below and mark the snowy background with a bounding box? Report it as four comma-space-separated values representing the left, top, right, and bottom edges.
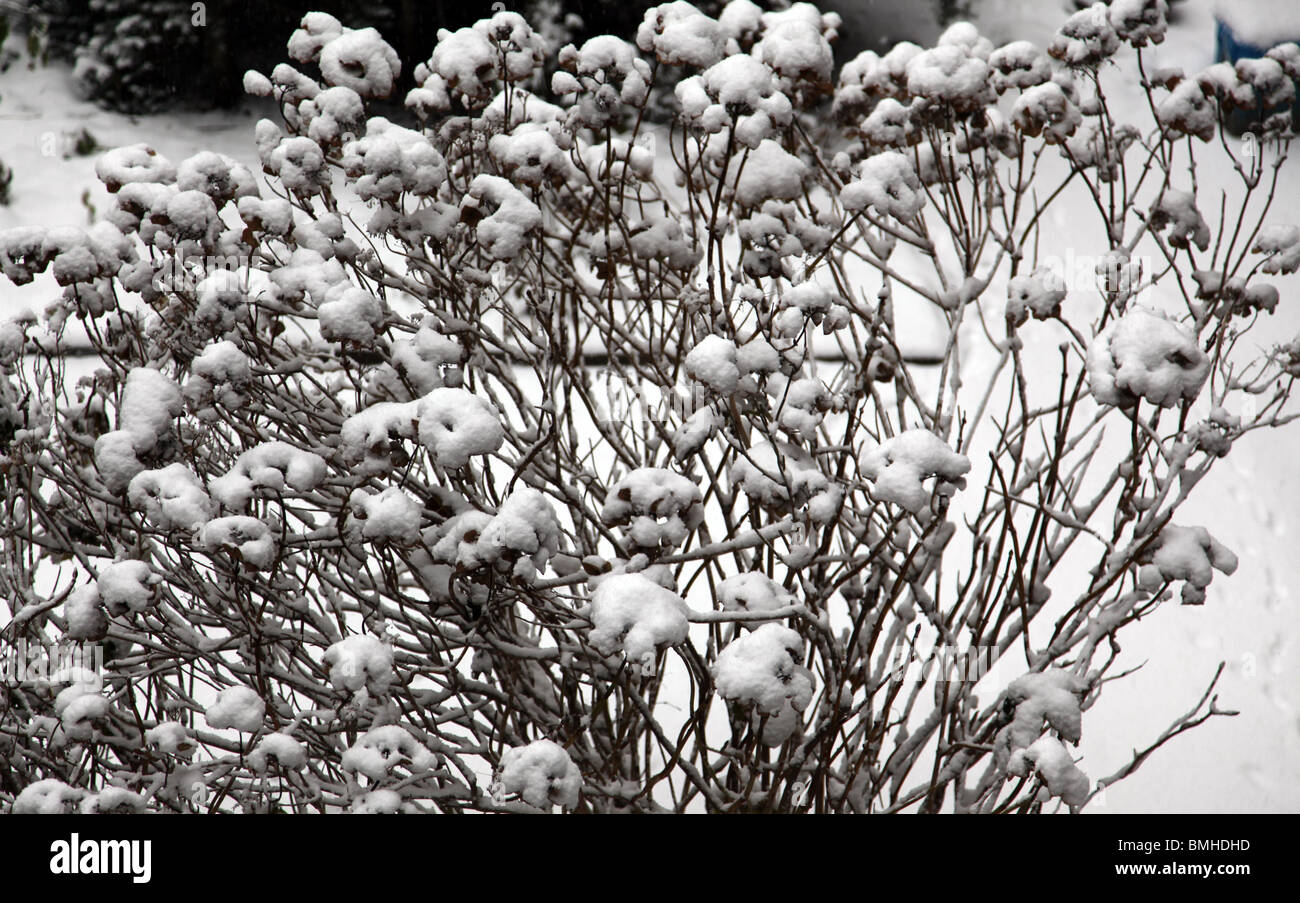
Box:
1, 0, 1296, 812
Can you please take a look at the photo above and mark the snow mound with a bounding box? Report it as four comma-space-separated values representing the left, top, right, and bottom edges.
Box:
774, 375, 832, 436
341, 724, 435, 782
288, 12, 344, 64
602, 467, 704, 552
1086, 308, 1208, 407
406, 14, 545, 116
685, 334, 742, 394
730, 441, 832, 513
95, 143, 177, 192
185, 340, 253, 414
1049, 3, 1120, 67
716, 572, 797, 625
842, 152, 924, 220
588, 572, 690, 670
210, 441, 327, 510
497, 738, 582, 809
12, 778, 84, 814
905, 44, 991, 112
637, 2, 726, 69
491, 125, 569, 188
859, 97, 911, 148
127, 463, 213, 530
177, 151, 256, 203
345, 125, 445, 205
1006, 267, 1067, 325
774, 282, 849, 336
1150, 188, 1210, 252
1008, 734, 1091, 806
555, 42, 647, 133
1011, 82, 1081, 143
1002, 668, 1090, 750
351, 486, 422, 545
1109, 0, 1167, 49
320, 28, 401, 98
989, 41, 1051, 93
676, 54, 791, 147
324, 634, 395, 695
1137, 524, 1238, 604
712, 623, 813, 717
1253, 224, 1300, 274
64, 585, 108, 642
461, 175, 542, 260
339, 388, 503, 473
94, 367, 183, 492
145, 722, 195, 756
430, 510, 495, 568
757, 3, 839, 85
318, 285, 386, 343
861, 429, 970, 514
81, 787, 147, 813
205, 686, 265, 732
734, 140, 806, 208
249, 732, 308, 773
379, 323, 464, 397
265, 135, 330, 197
339, 399, 420, 473
719, 0, 764, 45
1157, 80, 1216, 142
57, 686, 110, 740
98, 559, 159, 614
351, 789, 405, 813
417, 387, 506, 469
470, 487, 562, 581
201, 515, 278, 570
673, 407, 720, 459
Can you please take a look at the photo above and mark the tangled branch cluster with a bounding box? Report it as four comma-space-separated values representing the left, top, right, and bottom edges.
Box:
1, 0, 1297, 813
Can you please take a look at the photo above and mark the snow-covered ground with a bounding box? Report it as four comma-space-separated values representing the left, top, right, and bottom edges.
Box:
0, 45, 267, 310
0, 0, 1296, 811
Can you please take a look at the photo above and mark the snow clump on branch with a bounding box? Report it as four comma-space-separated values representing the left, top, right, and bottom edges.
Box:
1086, 308, 1208, 407
496, 739, 582, 809
588, 572, 690, 671
861, 429, 970, 514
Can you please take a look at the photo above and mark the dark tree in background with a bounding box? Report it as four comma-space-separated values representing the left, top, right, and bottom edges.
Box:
16, 0, 948, 113
20, 0, 690, 111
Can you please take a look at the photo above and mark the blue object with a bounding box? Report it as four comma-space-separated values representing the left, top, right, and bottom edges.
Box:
1215, 18, 1274, 63
1214, 16, 1300, 134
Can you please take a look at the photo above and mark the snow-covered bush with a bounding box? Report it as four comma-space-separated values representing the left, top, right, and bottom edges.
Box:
61, 0, 202, 113
1, 2, 1297, 814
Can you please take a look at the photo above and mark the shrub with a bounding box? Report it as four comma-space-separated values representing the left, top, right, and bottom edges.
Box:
1, 1, 1297, 813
